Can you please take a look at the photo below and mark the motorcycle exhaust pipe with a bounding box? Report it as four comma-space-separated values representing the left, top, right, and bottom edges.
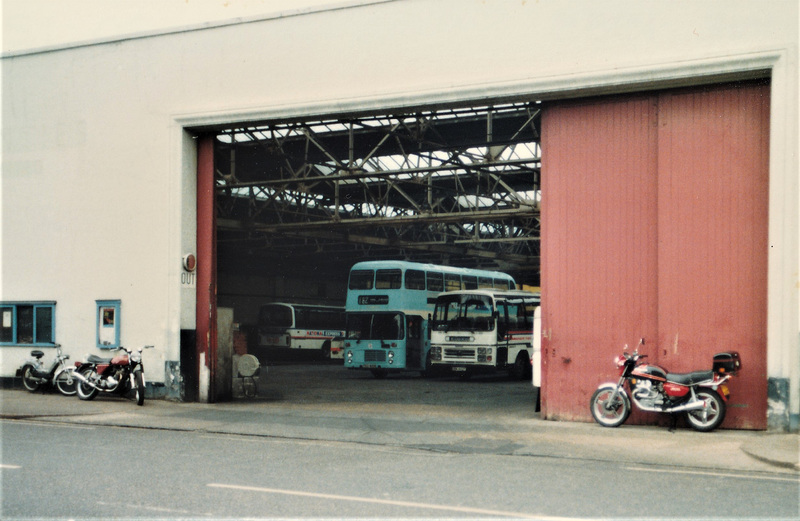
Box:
71, 370, 86, 381
70, 370, 93, 387
71, 371, 117, 390
663, 400, 706, 414
639, 401, 706, 414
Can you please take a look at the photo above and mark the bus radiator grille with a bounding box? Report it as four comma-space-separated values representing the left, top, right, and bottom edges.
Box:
444, 348, 475, 360
364, 350, 387, 362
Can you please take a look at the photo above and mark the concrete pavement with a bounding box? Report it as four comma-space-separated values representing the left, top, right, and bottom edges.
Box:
1, 388, 797, 475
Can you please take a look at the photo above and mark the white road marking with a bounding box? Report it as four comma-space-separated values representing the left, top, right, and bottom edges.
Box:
0, 464, 21, 469
625, 466, 800, 483
208, 483, 586, 520
96, 501, 211, 516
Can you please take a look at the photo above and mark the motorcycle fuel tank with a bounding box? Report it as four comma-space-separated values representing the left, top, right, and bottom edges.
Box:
631, 364, 667, 381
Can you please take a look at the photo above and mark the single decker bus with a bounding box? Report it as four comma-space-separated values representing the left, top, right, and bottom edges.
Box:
342, 260, 516, 378
430, 289, 540, 379
257, 302, 345, 358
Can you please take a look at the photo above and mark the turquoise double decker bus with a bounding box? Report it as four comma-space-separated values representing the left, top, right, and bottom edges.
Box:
342, 260, 516, 378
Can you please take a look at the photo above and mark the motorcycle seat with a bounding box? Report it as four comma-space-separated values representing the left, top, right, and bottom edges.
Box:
667, 370, 714, 385
31, 350, 45, 359
87, 354, 113, 364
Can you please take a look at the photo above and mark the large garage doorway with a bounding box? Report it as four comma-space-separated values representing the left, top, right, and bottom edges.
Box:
194, 102, 544, 400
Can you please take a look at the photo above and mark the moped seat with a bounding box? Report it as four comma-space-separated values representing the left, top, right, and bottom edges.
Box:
667, 370, 714, 385
87, 354, 113, 364
30, 350, 45, 359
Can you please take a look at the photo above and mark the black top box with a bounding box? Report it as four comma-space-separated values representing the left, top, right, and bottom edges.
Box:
713, 352, 741, 374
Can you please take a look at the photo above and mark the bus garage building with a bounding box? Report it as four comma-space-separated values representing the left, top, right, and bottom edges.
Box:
2, 0, 798, 431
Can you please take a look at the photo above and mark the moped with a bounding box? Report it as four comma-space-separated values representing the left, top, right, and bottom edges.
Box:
19, 343, 77, 396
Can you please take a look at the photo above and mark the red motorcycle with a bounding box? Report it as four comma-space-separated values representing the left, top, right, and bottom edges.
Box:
73, 345, 153, 406
590, 339, 741, 432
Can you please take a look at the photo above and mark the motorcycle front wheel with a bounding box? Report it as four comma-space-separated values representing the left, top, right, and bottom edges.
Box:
134, 371, 145, 406
590, 386, 631, 428
685, 389, 726, 432
54, 369, 77, 396
21, 365, 41, 392
76, 368, 100, 401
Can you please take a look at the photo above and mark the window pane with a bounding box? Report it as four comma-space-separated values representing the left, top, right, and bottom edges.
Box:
376, 269, 402, 289
372, 313, 404, 340
349, 270, 374, 290
463, 276, 478, 290
405, 269, 426, 290
478, 277, 493, 289
0, 307, 12, 343
494, 278, 514, 289
259, 305, 292, 328
427, 272, 443, 292
445, 274, 461, 292
294, 307, 309, 328
35, 306, 53, 344
17, 305, 34, 344
463, 296, 494, 331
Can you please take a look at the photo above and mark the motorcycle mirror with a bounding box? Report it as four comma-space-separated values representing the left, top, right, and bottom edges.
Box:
640, 338, 645, 345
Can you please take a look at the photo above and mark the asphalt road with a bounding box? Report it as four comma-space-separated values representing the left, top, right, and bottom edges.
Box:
3, 419, 798, 519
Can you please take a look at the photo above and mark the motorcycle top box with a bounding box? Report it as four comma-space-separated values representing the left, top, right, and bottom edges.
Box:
713, 352, 741, 375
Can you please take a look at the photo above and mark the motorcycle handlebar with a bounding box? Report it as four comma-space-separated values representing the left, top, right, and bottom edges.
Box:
118, 345, 155, 352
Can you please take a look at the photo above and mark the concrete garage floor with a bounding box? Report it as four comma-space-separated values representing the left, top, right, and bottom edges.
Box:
252, 360, 537, 422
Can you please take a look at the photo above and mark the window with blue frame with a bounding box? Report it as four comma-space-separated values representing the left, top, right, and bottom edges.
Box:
0, 302, 56, 345
96, 300, 121, 349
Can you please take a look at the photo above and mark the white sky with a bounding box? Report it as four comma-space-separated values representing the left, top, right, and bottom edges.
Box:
1, 0, 339, 53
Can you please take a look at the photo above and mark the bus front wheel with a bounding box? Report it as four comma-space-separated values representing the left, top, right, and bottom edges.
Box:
510, 352, 530, 380
370, 369, 389, 379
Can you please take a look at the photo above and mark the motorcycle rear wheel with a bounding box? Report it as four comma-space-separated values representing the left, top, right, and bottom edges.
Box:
590, 386, 631, 428
55, 370, 77, 396
685, 389, 726, 432
21, 365, 41, 392
134, 371, 145, 406
76, 368, 100, 401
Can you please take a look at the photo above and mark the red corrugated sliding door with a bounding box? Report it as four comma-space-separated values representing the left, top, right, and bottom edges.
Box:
541, 82, 769, 429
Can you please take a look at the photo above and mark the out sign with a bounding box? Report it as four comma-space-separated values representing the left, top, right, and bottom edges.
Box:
182, 254, 196, 286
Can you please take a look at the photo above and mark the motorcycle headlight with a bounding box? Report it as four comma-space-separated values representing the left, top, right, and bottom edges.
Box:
131, 352, 142, 363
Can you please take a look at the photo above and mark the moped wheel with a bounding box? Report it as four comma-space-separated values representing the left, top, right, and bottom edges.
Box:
76, 368, 99, 401
55, 369, 77, 396
685, 389, 726, 432
21, 365, 41, 392
134, 371, 145, 406
590, 386, 631, 428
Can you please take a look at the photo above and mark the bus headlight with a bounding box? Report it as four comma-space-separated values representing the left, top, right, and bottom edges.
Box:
346, 350, 353, 363
387, 351, 394, 364
431, 346, 442, 361
477, 347, 492, 363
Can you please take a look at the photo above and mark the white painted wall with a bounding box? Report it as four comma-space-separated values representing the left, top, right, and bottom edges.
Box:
2, 0, 797, 423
